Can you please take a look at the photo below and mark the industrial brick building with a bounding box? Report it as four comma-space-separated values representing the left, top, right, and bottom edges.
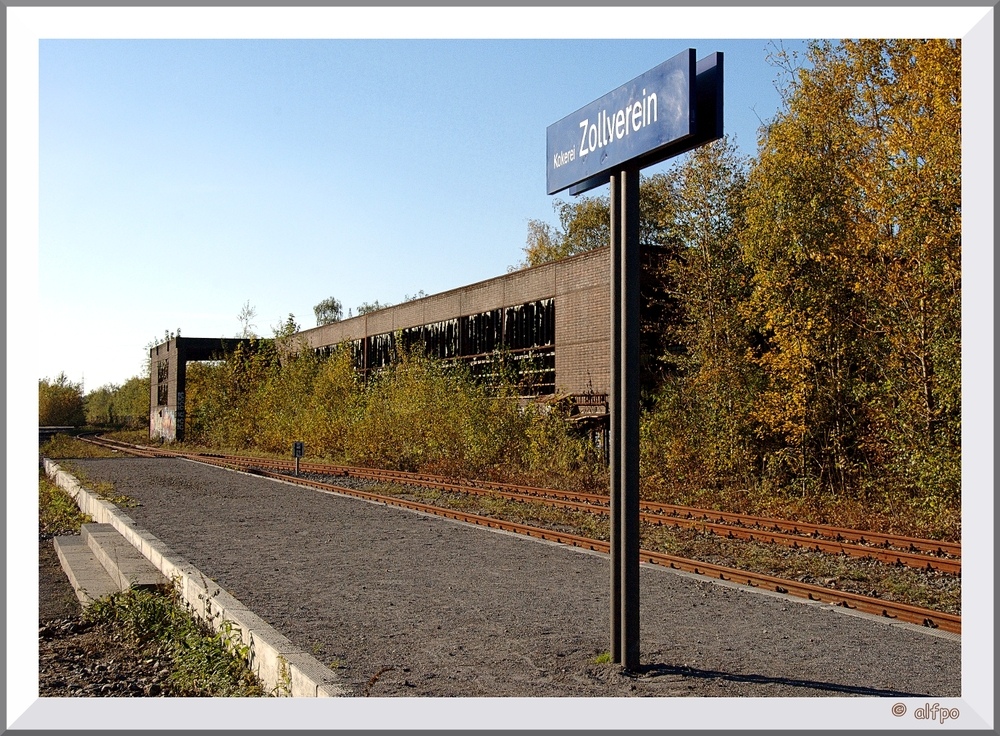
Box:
298, 245, 612, 398
150, 246, 668, 441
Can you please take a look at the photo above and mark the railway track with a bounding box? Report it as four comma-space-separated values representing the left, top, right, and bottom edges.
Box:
295, 462, 961, 572
73, 435, 961, 635
227, 456, 960, 573
88, 440, 958, 572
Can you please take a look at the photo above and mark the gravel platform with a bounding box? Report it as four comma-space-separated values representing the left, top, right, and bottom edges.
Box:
65, 457, 960, 699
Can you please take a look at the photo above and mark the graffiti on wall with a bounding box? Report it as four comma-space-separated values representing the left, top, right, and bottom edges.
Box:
149, 406, 176, 441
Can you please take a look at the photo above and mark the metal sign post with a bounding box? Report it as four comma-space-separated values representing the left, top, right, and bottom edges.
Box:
546, 48, 722, 672
293, 441, 304, 476
618, 162, 642, 670
608, 170, 622, 664
609, 162, 641, 669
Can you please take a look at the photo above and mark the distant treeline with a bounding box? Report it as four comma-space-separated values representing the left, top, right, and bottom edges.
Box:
38, 373, 149, 430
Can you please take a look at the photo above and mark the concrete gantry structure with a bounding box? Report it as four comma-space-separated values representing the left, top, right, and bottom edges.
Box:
149, 246, 668, 442
149, 337, 250, 442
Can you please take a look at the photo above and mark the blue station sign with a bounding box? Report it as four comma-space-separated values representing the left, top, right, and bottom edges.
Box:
546, 48, 697, 195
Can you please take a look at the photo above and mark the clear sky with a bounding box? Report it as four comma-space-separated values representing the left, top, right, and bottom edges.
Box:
7, 5, 995, 732
35, 35, 812, 390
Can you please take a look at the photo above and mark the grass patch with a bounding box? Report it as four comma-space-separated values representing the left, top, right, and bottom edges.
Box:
39, 474, 92, 538
84, 586, 268, 697
99, 429, 151, 445
40, 434, 121, 459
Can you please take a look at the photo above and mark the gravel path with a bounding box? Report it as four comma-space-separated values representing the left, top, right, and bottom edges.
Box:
65, 457, 960, 699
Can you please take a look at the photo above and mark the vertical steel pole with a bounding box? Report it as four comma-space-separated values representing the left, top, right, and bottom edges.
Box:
608, 172, 622, 663
620, 162, 641, 672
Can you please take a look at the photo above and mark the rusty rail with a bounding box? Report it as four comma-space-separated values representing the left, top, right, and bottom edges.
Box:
77, 438, 960, 572
173, 452, 960, 573
251, 458, 961, 558
198, 458, 968, 635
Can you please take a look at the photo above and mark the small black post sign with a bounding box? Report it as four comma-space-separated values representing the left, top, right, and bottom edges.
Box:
293, 441, 304, 476
547, 48, 722, 672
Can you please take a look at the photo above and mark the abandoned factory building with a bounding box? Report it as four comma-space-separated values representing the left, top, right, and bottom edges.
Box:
149, 246, 670, 442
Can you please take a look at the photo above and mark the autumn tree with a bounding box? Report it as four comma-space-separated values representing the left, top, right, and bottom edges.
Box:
742, 39, 961, 499
314, 296, 343, 326
521, 173, 695, 269
39, 373, 86, 426
848, 40, 962, 502
521, 195, 610, 267
638, 139, 759, 491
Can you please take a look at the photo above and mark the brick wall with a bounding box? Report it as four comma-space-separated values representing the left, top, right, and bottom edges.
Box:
554, 249, 610, 395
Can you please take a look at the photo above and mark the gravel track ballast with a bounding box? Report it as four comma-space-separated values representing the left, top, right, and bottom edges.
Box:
66, 457, 960, 698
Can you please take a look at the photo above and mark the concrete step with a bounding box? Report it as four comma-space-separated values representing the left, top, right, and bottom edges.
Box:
80, 523, 168, 592
53, 523, 170, 607
52, 536, 120, 606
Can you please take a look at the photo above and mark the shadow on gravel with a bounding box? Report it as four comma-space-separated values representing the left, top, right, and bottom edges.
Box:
632, 662, 930, 698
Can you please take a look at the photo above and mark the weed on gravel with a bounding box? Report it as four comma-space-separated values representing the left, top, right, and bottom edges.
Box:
39, 474, 92, 539
40, 434, 121, 459
83, 586, 268, 697
40, 435, 140, 506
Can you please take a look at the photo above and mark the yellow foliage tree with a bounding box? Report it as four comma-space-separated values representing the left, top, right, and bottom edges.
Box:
742, 39, 961, 499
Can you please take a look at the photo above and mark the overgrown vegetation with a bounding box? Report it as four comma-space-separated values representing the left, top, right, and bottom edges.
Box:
39, 474, 92, 538
183, 340, 607, 492
40, 434, 120, 459
39, 464, 267, 696
83, 586, 267, 697
39, 438, 140, 507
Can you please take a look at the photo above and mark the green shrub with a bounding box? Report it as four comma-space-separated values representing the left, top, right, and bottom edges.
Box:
85, 586, 266, 697
38, 474, 92, 537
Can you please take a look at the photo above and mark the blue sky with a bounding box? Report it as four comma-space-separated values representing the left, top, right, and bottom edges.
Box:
7, 6, 995, 731
36, 36, 811, 390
